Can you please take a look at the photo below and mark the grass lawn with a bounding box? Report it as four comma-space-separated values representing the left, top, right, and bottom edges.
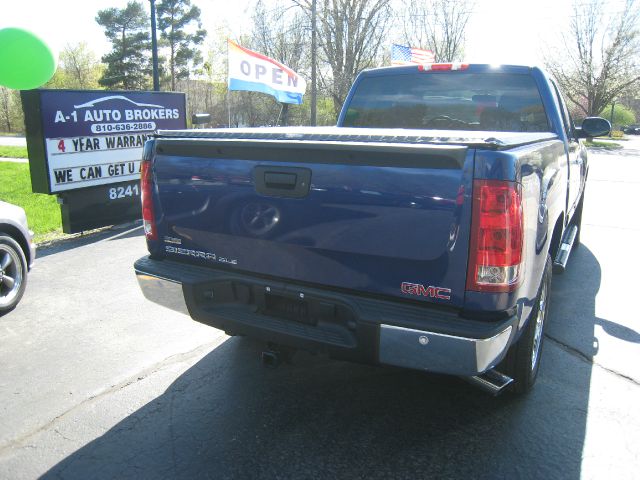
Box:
0, 162, 62, 242
586, 140, 623, 150
0, 145, 28, 158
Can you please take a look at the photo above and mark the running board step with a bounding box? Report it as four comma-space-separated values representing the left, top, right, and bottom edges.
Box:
463, 369, 514, 395
553, 225, 578, 273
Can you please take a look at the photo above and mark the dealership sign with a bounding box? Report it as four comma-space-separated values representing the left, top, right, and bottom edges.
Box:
21, 89, 186, 233
22, 90, 186, 193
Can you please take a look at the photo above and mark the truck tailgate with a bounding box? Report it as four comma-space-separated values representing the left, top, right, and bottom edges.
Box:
151, 136, 474, 307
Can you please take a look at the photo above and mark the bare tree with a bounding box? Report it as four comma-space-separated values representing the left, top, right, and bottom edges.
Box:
545, 0, 640, 117
46, 43, 103, 90
0, 87, 24, 133
0, 87, 13, 132
250, 0, 309, 124
295, 0, 391, 115
62, 43, 103, 89
401, 0, 473, 62
252, 1, 308, 73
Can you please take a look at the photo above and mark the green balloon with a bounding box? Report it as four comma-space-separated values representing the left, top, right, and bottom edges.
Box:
0, 27, 57, 90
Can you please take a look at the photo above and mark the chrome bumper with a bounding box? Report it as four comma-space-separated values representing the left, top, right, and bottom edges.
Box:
28, 230, 36, 268
136, 266, 514, 377
136, 272, 189, 315
379, 324, 513, 376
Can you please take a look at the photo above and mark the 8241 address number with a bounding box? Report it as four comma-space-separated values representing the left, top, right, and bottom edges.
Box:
108, 184, 140, 200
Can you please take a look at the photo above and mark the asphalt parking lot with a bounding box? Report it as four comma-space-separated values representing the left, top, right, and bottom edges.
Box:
0, 140, 639, 479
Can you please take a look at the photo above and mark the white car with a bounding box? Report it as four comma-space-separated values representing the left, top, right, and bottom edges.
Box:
0, 201, 36, 314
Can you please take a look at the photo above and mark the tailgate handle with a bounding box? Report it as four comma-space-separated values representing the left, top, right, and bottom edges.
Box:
254, 166, 312, 198
265, 172, 297, 189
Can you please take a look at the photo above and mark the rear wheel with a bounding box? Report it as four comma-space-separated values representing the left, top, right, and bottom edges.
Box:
0, 235, 28, 314
500, 255, 552, 394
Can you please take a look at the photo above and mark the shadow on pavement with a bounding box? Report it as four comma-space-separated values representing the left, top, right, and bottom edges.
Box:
36, 223, 143, 259
594, 318, 640, 344
42, 247, 603, 480
546, 243, 619, 358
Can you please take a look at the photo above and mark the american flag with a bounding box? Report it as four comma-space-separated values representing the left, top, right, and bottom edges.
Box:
391, 44, 435, 65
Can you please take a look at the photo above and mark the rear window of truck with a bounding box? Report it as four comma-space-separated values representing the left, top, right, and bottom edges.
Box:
342, 72, 550, 132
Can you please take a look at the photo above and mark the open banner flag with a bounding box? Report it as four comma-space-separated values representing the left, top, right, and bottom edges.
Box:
227, 39, 307, 105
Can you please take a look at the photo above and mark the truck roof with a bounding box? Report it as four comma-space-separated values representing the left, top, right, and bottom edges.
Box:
362, 64, 541, 76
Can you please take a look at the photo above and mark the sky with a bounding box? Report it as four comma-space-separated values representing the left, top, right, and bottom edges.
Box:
1, 0, 616, 69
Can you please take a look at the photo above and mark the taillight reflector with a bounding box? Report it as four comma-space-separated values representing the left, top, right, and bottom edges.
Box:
141, 160, 157, 240
466, 180, 523, 292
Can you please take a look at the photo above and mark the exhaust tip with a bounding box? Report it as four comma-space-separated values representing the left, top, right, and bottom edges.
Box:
463, 369, 514, 395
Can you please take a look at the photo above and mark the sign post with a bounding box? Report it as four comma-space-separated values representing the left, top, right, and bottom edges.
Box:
21, 89, 186, 233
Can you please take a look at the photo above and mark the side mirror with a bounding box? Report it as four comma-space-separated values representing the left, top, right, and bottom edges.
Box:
577, 117, 611, 138
192, 113, 211, 126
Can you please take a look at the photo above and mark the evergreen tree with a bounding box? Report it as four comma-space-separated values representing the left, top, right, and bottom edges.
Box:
156, 0, 206, 91
96, 1, 151, 90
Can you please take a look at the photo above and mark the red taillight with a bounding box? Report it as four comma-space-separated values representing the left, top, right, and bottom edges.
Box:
467, 180, 523, 292
140, 160, 157, 240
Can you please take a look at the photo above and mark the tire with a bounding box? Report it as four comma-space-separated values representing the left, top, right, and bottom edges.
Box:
500, 255, 552, 394
0, 235, 28, 314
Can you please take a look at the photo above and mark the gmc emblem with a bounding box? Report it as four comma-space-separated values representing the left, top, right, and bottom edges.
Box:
401, 282, 451, 300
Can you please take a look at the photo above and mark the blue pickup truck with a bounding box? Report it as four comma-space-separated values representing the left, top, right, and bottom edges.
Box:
134, 64, 609, 394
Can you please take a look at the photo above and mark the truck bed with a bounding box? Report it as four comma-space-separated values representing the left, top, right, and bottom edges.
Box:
147, 127, 557, 309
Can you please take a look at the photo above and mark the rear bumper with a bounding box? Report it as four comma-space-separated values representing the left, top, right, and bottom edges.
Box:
379, 324, 512, 375
134, 256, 517, 376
